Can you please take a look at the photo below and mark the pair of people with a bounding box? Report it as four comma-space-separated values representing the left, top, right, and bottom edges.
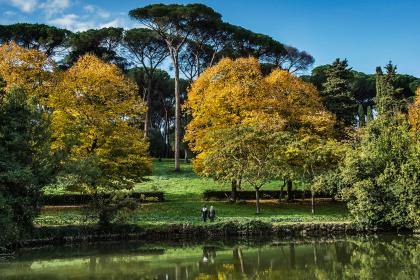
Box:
201, 205, 216, 222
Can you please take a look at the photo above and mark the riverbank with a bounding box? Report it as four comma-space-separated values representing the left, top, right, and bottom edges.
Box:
14, 220, 395, 250
38, 159, 349, 225
15, 159, 400, 251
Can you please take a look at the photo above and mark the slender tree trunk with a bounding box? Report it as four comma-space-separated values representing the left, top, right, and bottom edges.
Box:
143, 81, 152, 139
255, 187, 261, 214
231, 180, 237, 202
184, 149, 189, 163
238, 247, 245, 273
279, 178, 286, 203
164, 110, 169, 158
287, 179, 293, 201
172, 52, 181, 172
311, 190, 315, 215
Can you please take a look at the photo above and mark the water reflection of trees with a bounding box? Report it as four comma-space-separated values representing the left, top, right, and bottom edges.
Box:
1, 236, 418, 279
190, 237, 419, 280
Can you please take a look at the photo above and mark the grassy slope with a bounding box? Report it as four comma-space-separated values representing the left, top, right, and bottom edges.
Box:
133, 159, 307, 200
35, 159, 349, 227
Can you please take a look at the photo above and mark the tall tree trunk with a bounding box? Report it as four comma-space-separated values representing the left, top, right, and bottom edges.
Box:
311, 190, 315, 215
164, 110, 169, 158
143, 80, 152, 139
172, 52, 181, 172
184, 149, 189, 163
238, 247, 245, 273
231, 180, 237, 202
279, 178, 286, 203
313, 243, 318, 265
287, 179, 293, 201
255, 187, 261, 214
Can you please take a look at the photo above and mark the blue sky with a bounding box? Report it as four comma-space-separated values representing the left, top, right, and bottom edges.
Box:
1, 0, 419, 76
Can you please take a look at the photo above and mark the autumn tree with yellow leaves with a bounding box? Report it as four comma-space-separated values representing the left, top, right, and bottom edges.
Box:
0, 42, 54, 101
185, 57, 338, 213
48, 54, 151, 226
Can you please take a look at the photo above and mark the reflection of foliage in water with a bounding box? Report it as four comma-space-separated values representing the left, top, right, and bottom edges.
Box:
0, 236, 418, 279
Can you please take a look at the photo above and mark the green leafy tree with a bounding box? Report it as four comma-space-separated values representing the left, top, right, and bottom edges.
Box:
0, 85, 53, 246
375, 62, 409, 116
306, 65, 377, 115
320, 58, 356, 126
340, 115, 419, 229
0, 23, 71, 57
65, 27, 125, 68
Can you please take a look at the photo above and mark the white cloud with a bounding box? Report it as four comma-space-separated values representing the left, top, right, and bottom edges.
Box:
48, 13, 77, 26
99, 18, 125, 29
83, 4, 110, 19
83, 4, 95, 13
9, 0, 38, 13
49, 13, 96, 31
97, 9, 110, 19
40, 0, 71, 17
4, 10, 17, 16
7, 0, 131, 32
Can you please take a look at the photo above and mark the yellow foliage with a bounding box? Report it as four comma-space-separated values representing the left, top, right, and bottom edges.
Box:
185, 57, 337, 180
49, 54, 151, 188
0, 42, 54, 101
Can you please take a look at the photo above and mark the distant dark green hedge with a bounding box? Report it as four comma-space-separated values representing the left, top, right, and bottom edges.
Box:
42, 192, 164, 206
203, 190, 331, 200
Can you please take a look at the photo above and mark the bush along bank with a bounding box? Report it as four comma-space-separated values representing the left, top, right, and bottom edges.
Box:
6, 220, 408, 251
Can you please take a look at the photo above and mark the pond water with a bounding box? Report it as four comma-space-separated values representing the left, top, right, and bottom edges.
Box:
1, 235, 418, 279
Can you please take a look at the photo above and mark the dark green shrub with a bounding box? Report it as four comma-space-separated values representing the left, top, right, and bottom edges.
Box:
0, 88, 53, 246
340, 116, 419, 229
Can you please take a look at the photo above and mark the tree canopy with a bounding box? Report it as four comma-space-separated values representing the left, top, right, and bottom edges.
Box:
65, 27, 125, 68
185, 57, 337, 213
320, 58, 356, 126
0, 42, 54, 100
48, 55, 151, 225
0, 23, 71, 57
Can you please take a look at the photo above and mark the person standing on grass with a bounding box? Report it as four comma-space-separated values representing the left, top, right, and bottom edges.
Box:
201, 205, 209, 222
209, 205, 216, 222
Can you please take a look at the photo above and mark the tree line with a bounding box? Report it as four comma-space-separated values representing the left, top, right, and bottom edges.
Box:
0, 4, 315, 171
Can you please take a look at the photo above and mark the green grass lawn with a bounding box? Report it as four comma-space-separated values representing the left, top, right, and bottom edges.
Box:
36, 159, 349, 227
133, 159, 307, 201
